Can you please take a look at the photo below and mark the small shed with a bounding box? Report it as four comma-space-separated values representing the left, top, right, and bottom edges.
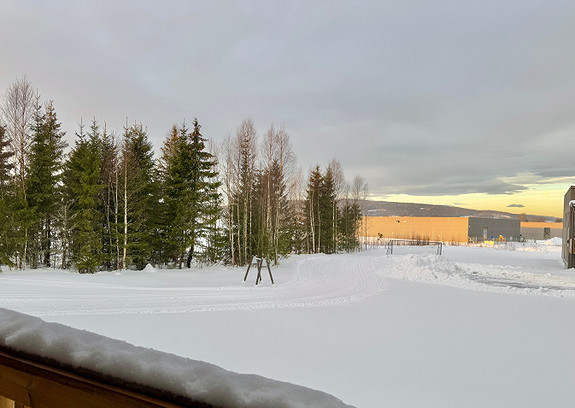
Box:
562, 186, 575, 268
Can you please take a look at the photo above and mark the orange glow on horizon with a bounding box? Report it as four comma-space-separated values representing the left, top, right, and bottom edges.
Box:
371, 183, 572, 219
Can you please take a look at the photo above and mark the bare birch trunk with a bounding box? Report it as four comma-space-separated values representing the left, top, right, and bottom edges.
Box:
236, 203, 242, 265
114, 168, 120, 269
122, 155, 128, 270
229, 204, 235, 265
310, 190, 315, 253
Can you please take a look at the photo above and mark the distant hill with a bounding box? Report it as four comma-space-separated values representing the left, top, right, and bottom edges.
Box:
361, 200, 561, 222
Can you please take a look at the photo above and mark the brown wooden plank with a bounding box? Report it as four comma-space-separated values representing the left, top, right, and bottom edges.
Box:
0, 350, 214, 408
0, 396, 15, 408
0, 366, 32, 406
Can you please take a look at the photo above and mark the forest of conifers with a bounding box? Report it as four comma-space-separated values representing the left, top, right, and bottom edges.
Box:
0, 77, 367, 273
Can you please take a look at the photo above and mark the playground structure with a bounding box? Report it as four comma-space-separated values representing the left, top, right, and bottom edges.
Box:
243, 256, 274, 285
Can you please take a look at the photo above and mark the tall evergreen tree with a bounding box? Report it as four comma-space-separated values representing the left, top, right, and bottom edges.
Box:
320, 166, 337, 254
0, 125, 15, 267
26, 101, 67, 268
338, 200, 362, 252
156, 125, 179, 265
305, 166, 323, 254
63, 121, 103, 273
118, 123, 158, 269
160, 119, 222, 267
267, 159, 294, 261
304, 166, 339, 254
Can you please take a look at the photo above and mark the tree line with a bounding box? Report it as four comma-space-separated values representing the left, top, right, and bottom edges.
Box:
0, 77, 367, 272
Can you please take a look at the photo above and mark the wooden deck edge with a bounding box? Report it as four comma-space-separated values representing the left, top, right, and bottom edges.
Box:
0, 345, 216, 408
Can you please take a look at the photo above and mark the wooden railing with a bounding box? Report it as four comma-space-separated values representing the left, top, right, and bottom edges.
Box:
0, 347, 214, 408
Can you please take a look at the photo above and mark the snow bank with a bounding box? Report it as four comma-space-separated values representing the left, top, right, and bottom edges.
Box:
543, 237, 562, 246
468, 238, 562, 252
143, 263, 157, 273
384, 254, 575, 296
0, 308, 353, 408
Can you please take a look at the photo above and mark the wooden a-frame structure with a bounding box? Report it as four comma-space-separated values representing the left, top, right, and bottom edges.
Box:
243, 256, 274, 285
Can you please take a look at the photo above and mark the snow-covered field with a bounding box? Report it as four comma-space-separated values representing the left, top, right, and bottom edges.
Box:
1, 240, 575, 407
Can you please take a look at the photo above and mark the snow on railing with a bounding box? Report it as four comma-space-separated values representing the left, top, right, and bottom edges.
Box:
0, 308, 353, 408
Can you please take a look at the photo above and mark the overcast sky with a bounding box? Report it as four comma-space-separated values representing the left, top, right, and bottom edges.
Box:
2, 0, 575, 216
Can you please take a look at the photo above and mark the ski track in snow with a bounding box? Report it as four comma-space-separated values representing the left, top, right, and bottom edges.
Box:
0, 254, 388, 317
1, 244, 574, 317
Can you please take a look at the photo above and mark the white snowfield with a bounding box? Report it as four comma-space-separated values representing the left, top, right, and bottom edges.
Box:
1, 240, 575, 408
0, 254, 387, 316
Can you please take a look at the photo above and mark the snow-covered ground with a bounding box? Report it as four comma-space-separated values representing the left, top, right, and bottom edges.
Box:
1, 240, 575, 407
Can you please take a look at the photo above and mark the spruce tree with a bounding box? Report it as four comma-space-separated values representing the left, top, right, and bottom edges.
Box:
159, 122, 189, 266
63, 122, 103, 273
26, 101, 67, 267
156, 125, 179, 265
118, 123, 158, 269
0, 125, 15, 266
305, 166, 323, 253
338, 200, 361, 252
160, 119, 222, 267
268, 159, 294, 261
320, 167, 336, 254
303, 165, 339, 254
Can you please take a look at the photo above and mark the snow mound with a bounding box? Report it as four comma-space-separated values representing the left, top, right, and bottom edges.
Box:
487, 238, 563, 252
143, 263, 157, 273
0, 308, 353, 408
542, 237, 562, 246
384, 254, 575, 296
386, 254, 464, 283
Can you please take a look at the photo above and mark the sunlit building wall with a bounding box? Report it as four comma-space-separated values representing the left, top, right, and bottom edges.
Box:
363, 217, 559, 243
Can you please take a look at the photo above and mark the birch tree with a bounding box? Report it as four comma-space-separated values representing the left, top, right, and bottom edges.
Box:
1, 76, 36, 192
232, 119, 257, 265
1, 77, 37, 268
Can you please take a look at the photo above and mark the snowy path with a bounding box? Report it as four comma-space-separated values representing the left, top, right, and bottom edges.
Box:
0, 253, 388, 316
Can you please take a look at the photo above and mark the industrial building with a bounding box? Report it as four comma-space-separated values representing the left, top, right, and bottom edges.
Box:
364, 216, 561, 244
521, 222, 562, 240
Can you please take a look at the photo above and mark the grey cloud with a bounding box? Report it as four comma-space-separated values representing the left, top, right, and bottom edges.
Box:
507, 204, 525, 208
2, 1, 575, 198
